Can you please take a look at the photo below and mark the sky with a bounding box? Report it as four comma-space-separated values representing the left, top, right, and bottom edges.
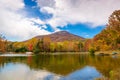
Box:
0, 0, 120, 41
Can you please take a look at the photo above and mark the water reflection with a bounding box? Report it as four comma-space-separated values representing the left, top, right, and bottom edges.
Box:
0, 53, 120, 80
0, 63, 101, 80
61, 66, 101, 80
0, 54, 32, 57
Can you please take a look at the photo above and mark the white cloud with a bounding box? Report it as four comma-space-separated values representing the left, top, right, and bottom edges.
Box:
37, 0, 55, 8
1, 0, 120, 41
0, 0, 51, 41
0, 0, 24, 11
37, 0, 120, 29
85, 34, 89, 37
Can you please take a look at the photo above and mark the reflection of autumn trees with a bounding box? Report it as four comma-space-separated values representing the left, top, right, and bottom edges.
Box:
1, 54, 120, 77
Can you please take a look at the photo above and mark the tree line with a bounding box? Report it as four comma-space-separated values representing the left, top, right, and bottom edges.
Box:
0, 35, 92, 54
6, 36, 86, 53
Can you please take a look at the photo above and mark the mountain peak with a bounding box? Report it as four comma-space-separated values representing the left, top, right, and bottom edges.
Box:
35, 31, 85, 42
56, 31, 69, 33
53, 31, 70, 35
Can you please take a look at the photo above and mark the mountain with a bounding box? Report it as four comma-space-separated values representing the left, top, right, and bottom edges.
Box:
35, 31, 85, 42
10, 31, 85, 52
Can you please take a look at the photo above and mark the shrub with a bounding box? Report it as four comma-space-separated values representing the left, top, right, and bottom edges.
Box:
89, 48, 95, 56
33, 48, 40, 54
15, 47, 28, 53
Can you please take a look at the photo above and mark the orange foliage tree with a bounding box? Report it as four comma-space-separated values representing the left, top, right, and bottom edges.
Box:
0, 35, 7, 52
93, 10, 120, 51
43, 36, 51, 51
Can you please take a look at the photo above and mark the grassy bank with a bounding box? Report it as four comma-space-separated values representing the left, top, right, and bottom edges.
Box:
95, 50, 120, 55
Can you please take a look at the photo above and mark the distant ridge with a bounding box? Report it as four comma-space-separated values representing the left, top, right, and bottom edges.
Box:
35, 31, 85, 42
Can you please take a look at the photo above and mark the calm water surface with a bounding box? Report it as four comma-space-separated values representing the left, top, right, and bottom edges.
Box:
0, 53, 120, 80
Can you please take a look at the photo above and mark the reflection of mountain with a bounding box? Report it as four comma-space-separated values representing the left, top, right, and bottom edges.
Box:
44, 66, 101, 80
61, 66, 101, 80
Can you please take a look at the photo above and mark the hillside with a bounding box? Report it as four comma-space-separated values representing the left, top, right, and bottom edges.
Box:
10, 31, 85, 52
93, 10, 120, 51
35, 31, 85, 42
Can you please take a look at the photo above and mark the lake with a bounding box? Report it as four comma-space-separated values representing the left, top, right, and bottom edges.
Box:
0, 53, 120, 80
